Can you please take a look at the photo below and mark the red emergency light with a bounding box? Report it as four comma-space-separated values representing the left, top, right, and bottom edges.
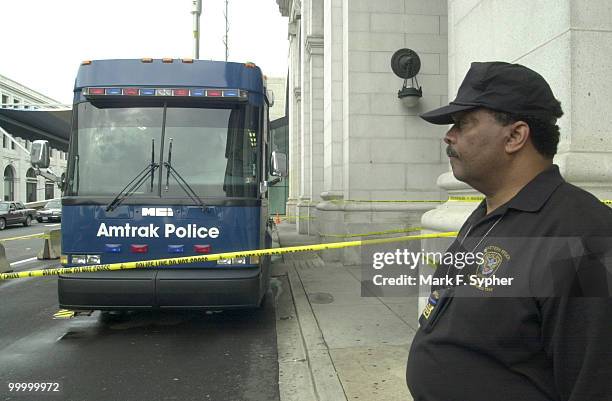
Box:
130, 244, 149, 254
194, 245, 212, 254
173, 89, 189, 96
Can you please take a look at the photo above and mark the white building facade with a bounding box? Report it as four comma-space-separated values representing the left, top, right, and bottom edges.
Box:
277, 0, 449, 263
0, 73, 67, 203
276, 0, 612, 267
266, 76, 288, 122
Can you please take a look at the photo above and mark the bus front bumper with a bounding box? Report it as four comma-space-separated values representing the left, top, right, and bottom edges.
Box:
57, 267, 264, 310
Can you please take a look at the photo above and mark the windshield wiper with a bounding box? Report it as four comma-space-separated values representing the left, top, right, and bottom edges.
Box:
106, 139, 159, 212
75, 154, 80, 194
164, 138, 206, 209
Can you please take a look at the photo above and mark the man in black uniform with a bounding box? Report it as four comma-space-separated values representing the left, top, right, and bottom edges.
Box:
406, 62, 612, 400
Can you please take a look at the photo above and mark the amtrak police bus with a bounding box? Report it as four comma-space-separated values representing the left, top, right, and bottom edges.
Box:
31, 58, 286, 310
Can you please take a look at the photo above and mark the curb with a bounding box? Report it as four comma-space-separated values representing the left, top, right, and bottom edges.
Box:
273, 226, 347, 401
285, 267, 347, 401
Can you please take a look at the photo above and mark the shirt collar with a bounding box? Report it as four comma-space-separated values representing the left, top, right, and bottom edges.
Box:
505, 164, 564, 212
466, 164, 565, 223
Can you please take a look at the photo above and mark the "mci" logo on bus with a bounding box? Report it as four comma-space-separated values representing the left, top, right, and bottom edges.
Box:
142, 207, 174, 217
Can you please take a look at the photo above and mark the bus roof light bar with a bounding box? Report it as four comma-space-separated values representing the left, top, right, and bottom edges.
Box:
83, 87, 248, 100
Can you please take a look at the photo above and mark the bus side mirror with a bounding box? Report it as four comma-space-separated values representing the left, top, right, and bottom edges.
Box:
59, 172, 66, 192
266, 89, 275, 107
270, 151, 287, 177
31, 140, 50, 169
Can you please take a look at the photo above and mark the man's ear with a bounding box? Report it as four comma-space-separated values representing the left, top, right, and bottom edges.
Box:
505, 120, 530, 154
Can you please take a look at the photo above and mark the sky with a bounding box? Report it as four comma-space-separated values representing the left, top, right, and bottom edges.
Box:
0, 0, 289, 104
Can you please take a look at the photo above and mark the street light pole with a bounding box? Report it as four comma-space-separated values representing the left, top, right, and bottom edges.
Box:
192, 0, 202, 59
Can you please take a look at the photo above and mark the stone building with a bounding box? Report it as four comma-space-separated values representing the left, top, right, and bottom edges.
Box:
0, 73, 67, 203
266, 76, 288, 122
275, 0, 612, 268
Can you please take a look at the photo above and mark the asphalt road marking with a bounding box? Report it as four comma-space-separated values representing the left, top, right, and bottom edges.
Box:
45, 224, 61, 227
10, 256, 38, 266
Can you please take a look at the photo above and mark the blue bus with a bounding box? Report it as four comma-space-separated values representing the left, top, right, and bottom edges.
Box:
31, 58, 286, 310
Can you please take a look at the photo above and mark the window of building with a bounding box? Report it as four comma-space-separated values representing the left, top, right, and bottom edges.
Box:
11, 138, 15, 150
13, 99, 20, 109
26, 168, 37, 202
45, 181, 54, 200
2, 134, 6, 149
4, 165, 15, 201
1, 94, 7, 107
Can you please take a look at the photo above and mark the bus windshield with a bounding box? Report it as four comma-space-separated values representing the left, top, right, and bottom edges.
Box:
66, 101, 260, 199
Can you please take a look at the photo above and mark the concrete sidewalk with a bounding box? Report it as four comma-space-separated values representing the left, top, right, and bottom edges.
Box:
272, 221, 417, 401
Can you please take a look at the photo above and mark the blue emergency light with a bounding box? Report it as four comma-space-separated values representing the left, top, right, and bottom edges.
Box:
104, 244, 122, 253
167, 245, 185, 254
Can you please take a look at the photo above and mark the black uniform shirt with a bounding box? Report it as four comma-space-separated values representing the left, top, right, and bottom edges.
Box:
407, 165, 612, 401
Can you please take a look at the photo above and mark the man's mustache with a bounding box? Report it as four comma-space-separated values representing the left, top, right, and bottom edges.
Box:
446, 146, 459, 158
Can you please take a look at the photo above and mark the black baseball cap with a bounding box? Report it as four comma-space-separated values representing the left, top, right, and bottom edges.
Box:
420, 61, 562, 125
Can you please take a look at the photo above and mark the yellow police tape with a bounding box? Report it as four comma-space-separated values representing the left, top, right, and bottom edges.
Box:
329, 196, 485, 204
331, 196, 612, 204
53, 309, 75, 319
0, 231, 458, 281
0, 232, 50, 243
319, 226, 423, 238
279, 215, 316, 220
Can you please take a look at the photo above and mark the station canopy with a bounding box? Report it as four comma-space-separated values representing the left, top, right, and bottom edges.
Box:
0, 108, 71, 152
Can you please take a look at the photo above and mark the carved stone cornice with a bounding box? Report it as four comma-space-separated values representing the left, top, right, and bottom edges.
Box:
288, 21, 298, 36
276, 0, 291, 17
305, 35, 324, 56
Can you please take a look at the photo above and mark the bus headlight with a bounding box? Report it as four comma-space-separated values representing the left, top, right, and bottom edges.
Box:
71, 254, 101, 264
72, 255, 87, 264
216, 257, 250, 266
87, 255, 101, 264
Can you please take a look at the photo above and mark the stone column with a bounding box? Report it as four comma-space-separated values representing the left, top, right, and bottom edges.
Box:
296, 0, 312, 234
286, 18, 301, 223
297, 0, 324, 236
307, 29, 324, 236
317, 0, 345, 261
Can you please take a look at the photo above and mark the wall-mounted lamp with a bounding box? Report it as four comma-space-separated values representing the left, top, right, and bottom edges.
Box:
391, 48, 422, 108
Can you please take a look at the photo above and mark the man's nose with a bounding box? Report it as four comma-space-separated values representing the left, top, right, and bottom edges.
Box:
444, 126, 457, 145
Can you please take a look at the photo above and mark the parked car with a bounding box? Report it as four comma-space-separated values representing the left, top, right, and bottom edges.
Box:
36, 199, 62, 223
0, 201, 37, 229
